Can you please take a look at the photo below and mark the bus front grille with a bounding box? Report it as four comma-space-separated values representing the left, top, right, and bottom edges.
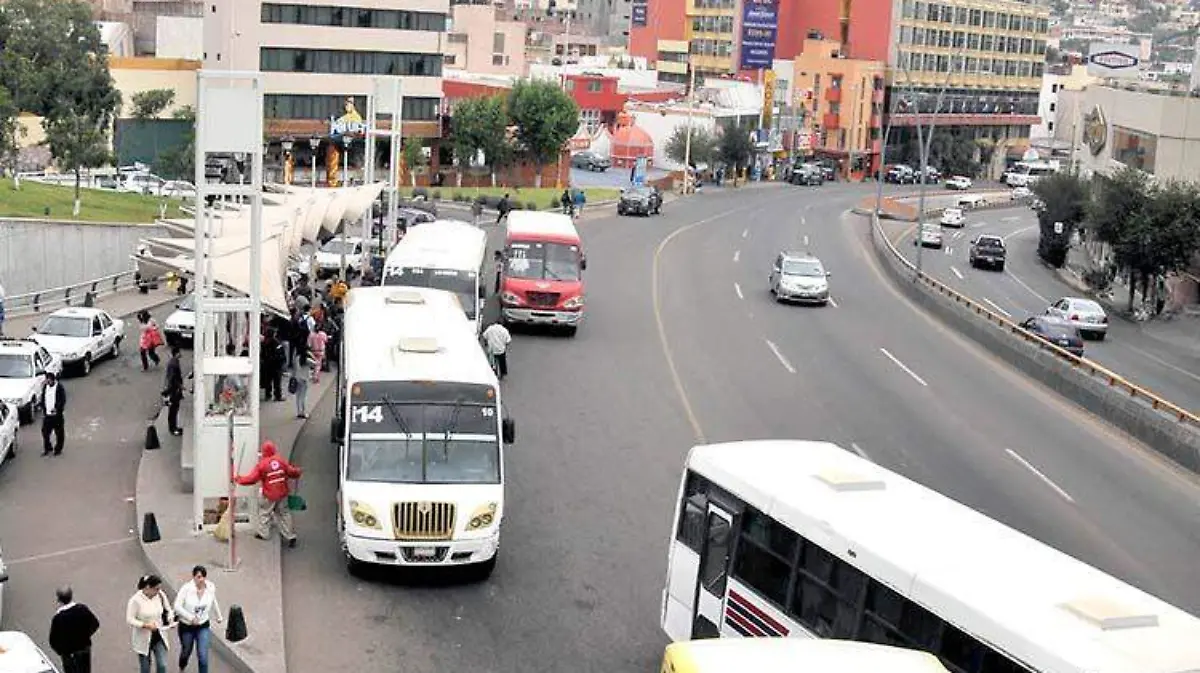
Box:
394, 502, 456, 541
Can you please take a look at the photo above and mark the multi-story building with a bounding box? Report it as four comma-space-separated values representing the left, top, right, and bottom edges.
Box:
790, 38, 885, 177
203, 0, 447, 180
573, 0, 635, 45
1032, 64, 1096, 140
1076, 83, 1200, 182
445, 3, 527, 76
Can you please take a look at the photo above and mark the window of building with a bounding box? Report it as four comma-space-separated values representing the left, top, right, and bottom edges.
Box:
1009, 14, 1021, 30
926, 3, 938, 21
492, 54, 507, 66
1113, 126, 1157, 173
718, 16, 734, 32
982, 10, 995, 28
579, 109, 602, 133
586, 80, 603, 92
444, 53, 456, 66
264, 94, 441, 121
953, 31, 965, 48
954, 7, 967, 24
969, 8, 981, 25
1048, 121, 1054, 132
260, 48, 443, 77
939, 29, 951, 48
981, 34, 993, 51
995, 12, 1007, 30
1033, 62, 1044, 78
902, 0, 914, 19
261, 3, 446, 32
1019, 61, 1032, 77
913, 1, 925, 19
939, 4, 952, 22
967, 32, 980, 49
1020, 38, 1032, 54
1036, 17, 1049, 33
1034, 39, 1046, 54
1022, 15, 1034, 32
493, 32, 506, 53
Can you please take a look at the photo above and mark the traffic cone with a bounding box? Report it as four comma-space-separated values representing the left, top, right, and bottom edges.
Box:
141, 512, 161, 543
226, 605, 248, 642
145, 423, 160, 451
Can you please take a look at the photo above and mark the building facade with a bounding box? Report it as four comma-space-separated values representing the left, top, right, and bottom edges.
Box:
1032, 64, 1095, 140
791, 38, 884, 177
445, 3, 527, 76
1076, 84, 1200, 182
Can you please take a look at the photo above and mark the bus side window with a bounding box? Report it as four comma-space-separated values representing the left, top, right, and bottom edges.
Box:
677, 494, 706, 553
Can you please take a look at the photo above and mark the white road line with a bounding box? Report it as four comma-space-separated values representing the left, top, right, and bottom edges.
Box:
765, 339, 797, 373
952, 231, 963, 240
970, 222, 987, 229
742, 228, 749, 238
801, 215, 807, 226
6, 536, 136, 566
1005, 449, 1075, 503
1001, 215, 1021, 222
734, 282, 744, 300
827, 297, 839, 308
983, 297, 1012, 317
850, 442, 871, 460
1002, 224, 1038, 242
802, 234, 809, 246
1005, 270, 1050, 303
951, 266, 964, 280
944, 246, 953, 256
879, 348, 929, 387
733, 249, 740, 263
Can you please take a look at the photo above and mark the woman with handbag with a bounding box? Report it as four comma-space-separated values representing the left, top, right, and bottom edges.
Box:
137, 311, 163, 371
174, 565, 222, 673
126, 574, 174, 673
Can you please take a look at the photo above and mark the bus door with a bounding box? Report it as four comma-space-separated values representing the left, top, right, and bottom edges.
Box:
691, 504, 734, 639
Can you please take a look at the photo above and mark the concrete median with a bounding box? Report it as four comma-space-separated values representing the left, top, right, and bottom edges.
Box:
860, 210, 1200, 476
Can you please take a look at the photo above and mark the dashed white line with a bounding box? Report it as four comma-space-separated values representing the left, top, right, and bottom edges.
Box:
850, 442, 871, 460
983, 297, 1012, 317
734, 282, 744, 300
951, 266, 964, 280
952, 231, 963, 240
1001, 215, 1021, 222
802, 234, 810, 246
879, 348, 929, 387
1005, 270, 1050, 303
741, 228, 749, 239
800, 215, 807, 226
6, 536, 137, 566
1005, 449, 1075, 503
765, 339, 797, 373
1002, 224, 1038, 242
944, 246, 953, 256
733, 249, 740, 263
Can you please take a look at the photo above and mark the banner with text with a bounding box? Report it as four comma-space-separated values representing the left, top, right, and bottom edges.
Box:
631, 0, 648, 26
739, 0, 780, 70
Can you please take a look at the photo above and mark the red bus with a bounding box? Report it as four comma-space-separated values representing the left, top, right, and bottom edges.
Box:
498, 211, 587, 336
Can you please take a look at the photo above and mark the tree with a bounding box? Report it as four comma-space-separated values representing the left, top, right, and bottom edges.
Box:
43, 109, 113, 216
665, 124, 717, 167
899, 128, 979, 177
506, 78, 579, 187
1032, 170, 1090, 267
1088, 166, 1150, 247
0, 86, 22, 187
1108, 180, 1200, 311
449, 95, 509, 187
129, 89, 176, 120
402, 138, 425, 188
716, 123, 754, 176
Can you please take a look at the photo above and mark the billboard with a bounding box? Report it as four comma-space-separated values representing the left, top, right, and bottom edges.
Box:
1086, 43, 1141, 79
631, 0, 647, 26
739, 0, 780, 70
761, 69, 776, 129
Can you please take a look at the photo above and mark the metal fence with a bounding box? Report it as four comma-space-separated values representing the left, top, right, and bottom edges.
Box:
5, 271, 143, 320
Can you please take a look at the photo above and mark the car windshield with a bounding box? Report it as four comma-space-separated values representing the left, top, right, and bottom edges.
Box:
945, 209, 962, 217
505, 241, 581, 281
782, 259, 824, 276
922, 225, 940, 234
347, 401, 500, 484
177, 294, 196, 312
1071, 299, 1103, 313
37, 316, 91, 337
625, 188, 652, 198
0, 353, 34, 378
381, 266, 479, 320
978, 237, 1004, 247
321, 239, 358, 255
1040, 321, 1078, 339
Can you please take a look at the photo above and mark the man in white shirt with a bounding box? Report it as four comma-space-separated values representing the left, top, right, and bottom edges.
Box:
481, 322, 512, 379
42, 371, 67, 456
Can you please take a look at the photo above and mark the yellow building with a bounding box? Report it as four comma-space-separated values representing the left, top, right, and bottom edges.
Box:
686, 0, 738, 79
792, 38, 885, 178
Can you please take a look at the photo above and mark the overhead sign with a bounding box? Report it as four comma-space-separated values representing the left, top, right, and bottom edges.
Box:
739, 0, 780, 70
631, 0, 647, 26
761, 70, 776, 129
1086, 43, 1141, 79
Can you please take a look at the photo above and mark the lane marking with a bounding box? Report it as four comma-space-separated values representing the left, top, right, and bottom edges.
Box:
1005, 270, 1050, 304
879, 348, 929, 387
734, 282, 744, 300
944, 246, 953, 256
951, 266, 964, 280
6, 536, 136, 566
1001, 215, 1021, 222
970, 222, 987, 229
983, 297, 1012, 317
741, 228, 749, 238
952, 231, 963, 240
802, 234, 810, 247
850, 442, 871, 460
800, 215, 808, 226
828, 297, 839, 308
1002, 224, 1037, 242
1122, 342, 1200, 385
1005, 449, 1075, 503
765, 339, 797, 373
732, 249, 740, 263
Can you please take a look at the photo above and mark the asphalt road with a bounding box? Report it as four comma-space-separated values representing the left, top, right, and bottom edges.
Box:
281, 183, 1200, 673
0, 304, 236, 673
893, 206, 1200, 413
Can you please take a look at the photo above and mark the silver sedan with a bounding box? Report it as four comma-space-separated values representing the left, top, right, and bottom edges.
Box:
1045, 296, 1109, 339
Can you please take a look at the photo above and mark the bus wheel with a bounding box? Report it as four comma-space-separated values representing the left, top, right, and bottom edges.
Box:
562, 325, 578, 337
473, 556, 497, 581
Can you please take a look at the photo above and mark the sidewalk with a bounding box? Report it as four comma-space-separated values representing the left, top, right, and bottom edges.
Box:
136, 375, 334, 673
3, 286, 178, 336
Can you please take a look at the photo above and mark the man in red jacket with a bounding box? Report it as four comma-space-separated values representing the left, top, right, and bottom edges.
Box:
235, 440, 303, 547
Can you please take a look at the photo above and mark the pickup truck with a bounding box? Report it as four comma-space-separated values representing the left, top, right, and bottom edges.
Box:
969, 234, 1007, 271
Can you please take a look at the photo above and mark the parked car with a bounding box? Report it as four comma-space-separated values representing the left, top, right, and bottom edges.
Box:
0, 402, 16, 465
886, 165, 916, 184
968, 234, 1007, 271
915, 223, 944, 249
161, 180, 197, 200
1019, 316, 1086, 357
617, 186, 662, 216
0, 338, 60, 424
769, 252, 831, 305
1011, 186, 1033, 200
164, 294, 196, 347
30, 308, 124, 376
917, 165, 942, 184
1045, 296, 1108, 340
789, 164, 824, 186
945, 175, 973, 190
958, 194, 988, 209
570, 151, 610, 172
939, 207, 966, 228
0, 631, 60, 673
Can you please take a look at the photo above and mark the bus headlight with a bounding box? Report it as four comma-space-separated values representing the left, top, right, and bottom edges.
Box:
466, 502, 498, 531
500, 291, 522, 306
562, 295, 585, 310
349, 500, 381, 530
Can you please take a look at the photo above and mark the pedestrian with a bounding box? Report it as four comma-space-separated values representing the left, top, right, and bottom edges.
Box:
126, 574, 173, 673
307, 324, 328, 383
174, 565, 222, 673
493, 250, 504, 294
288, 308, 309, 369
496, 193, 511, 225
573, 189, 585, 218
137, 311, 163, 371
42, 370, 67, 456
234, 440, 303, 548
291, 348, 312, 419
48, 586, 101, 673
481, 321, 512, 379
162, 346, 185, 436
471, 200, 483, 226
560, 189, 573, 215
261, 330, 285, 402
0, 280, 6, 336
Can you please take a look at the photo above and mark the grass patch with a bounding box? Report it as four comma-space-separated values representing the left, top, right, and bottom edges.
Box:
399, 186, 621, 211
0, 179, 186, 223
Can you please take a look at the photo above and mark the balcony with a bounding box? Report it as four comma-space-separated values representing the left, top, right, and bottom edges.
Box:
825, 87, 842, 103
823, 113, 841, 129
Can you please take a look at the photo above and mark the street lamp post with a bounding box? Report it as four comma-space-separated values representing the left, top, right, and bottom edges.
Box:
308, 137, 320, 189
912, 55, 963, 276
340, 134, 353, 282
682, 65, 697, 194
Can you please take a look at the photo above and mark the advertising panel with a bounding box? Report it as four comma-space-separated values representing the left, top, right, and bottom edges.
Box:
631, 0, 648, 26
1086, 43, 1141, 79
761, 69, 777, 129
739, 0, 780, 70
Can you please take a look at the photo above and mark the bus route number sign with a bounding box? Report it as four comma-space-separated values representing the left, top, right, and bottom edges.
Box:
351, 404, 384, 424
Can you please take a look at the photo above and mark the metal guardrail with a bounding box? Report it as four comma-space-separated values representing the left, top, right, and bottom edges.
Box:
5, 271, 142, 320
871, 210, 1200, 429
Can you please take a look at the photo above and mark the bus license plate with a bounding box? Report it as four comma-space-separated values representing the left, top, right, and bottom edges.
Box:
412, 547, 438, 559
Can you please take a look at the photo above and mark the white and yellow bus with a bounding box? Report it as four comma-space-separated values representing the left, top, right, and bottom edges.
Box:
333, 287, 515, 578
381, 219, 489, 333
660, 638, 950, 673
662, 440, 1200, 673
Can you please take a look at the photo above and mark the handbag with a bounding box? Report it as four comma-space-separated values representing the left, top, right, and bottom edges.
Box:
158, 593, 173, 627
287, 375, 299, 395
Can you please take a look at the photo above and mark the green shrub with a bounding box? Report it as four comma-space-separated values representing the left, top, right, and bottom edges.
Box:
548, 197, 559, 210
432, 189, 442, 201
452, 192, 465, 202
527, 201, 539, 211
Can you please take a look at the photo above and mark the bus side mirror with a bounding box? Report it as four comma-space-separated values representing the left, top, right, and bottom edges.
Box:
478, 284, 487, 299
502, 417, 516, 444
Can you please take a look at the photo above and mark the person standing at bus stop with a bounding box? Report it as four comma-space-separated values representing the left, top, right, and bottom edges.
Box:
235, 440, 303, 548
482, 321, 512, 379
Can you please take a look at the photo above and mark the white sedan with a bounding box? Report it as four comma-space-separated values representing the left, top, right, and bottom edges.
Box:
946, 176, 973, 190
1045, 296, 1109, 340
939, 207, 966, 228
30, 307, 125, 375
0, 402, 16, 464
915, 224, 944, 248
1011, 186, 1033, 200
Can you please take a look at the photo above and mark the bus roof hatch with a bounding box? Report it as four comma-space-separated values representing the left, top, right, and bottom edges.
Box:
813, 468, 886, 493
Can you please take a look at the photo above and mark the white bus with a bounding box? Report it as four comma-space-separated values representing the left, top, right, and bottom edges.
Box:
381, 220, 489, 333
661, 638, 951, 673
662, 440, 1200, 673
1004, 161, 1058, 187
332, 286, 516, 578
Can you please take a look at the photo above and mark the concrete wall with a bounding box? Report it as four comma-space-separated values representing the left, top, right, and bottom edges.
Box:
0, 220, 165, 295
861, 210, 1200, 475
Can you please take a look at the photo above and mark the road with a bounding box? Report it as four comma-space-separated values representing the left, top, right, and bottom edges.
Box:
0, 304, 236, 673
281, 183, 1200, 673
892, 206, 1200, 414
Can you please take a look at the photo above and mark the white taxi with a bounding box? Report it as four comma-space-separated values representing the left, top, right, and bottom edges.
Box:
0, 403, 16, 465
30, 308, 125, 376
939, 207, 965, 228
163, 294, 196, 347
0, 631, 60, 673
0, 339, 60, 425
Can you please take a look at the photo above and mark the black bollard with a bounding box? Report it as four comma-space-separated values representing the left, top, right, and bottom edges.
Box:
145, 423, 160, 450
141, 512, 161, 543
226, 605, 248, 642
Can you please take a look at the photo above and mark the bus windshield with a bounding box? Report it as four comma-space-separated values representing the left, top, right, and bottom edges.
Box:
505, 241, 581, 282
381, 267, 479, 319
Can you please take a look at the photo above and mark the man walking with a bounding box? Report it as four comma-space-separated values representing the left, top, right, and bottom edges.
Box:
481, 321, 512, 379
48, 586, 100, 673
235, 440, 303, 548
163, 346, 185, 436
42, 371, 66, 456
495, 193, 511, 225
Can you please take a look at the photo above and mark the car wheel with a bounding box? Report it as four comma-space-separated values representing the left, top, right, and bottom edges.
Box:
995, 263, 1005, 272
1092, 331, 1106, 341
473, 555, 498, 581
81, 355, 92, 376
111, 337, 122, 358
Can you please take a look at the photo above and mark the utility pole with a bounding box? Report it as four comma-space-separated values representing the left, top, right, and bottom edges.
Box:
913, 53, 964, 276
683, 64, 697, 193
